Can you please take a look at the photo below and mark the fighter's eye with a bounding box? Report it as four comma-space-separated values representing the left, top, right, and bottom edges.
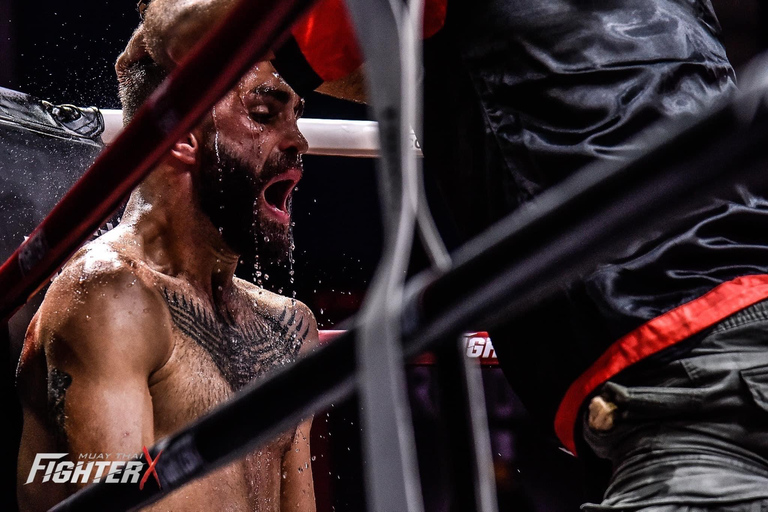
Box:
250, 113, 275, 124
250, 106, 275, 124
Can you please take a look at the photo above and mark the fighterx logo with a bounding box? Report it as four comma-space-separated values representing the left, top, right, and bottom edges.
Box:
25, 448, 163, 488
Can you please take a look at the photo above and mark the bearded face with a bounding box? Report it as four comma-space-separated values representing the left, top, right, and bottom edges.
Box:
197, 128, 302, 266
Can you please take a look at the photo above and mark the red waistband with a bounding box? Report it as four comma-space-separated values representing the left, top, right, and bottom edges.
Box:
554, 274, 768, 455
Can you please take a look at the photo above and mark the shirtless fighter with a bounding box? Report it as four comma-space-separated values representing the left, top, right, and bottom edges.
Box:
15, 1, 317, 510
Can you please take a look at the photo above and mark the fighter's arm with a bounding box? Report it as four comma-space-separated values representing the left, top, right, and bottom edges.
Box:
115, 0, 368, 103
281, 417, 316, 511
280, 302, 319, 511
315, 67, 368, 104
43, 267, 171, 461
142, 0, 237, 69
116, 0, 236, 74
17, 258, 172, 499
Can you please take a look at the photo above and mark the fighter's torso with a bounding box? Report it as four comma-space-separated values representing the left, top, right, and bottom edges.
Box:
17, 240, 309, 512
146, 272, 307, 511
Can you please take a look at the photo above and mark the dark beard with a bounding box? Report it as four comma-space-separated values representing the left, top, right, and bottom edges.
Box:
197, 135, 295, 267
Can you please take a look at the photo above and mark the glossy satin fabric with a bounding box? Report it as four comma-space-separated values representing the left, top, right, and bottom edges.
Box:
425, 0, 735, 236
421, 0, 748, 430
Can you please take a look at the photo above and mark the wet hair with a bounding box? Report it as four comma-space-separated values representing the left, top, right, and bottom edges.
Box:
117, 56, 168, 126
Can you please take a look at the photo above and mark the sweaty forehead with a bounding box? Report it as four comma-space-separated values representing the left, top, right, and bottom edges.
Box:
235, 61, 294, 98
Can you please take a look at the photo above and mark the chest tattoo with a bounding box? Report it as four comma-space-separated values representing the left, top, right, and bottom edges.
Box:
162, 288, 310, 390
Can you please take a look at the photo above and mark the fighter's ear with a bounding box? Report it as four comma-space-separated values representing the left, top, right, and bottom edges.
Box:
170, 133, 199, 165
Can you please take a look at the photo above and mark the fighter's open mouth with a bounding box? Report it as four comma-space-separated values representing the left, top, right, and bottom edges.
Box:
261, 168, 301, 221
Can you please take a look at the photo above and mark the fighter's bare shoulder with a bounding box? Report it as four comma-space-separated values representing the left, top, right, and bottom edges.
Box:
29, 232, 173, 374
235, 278, 320, 355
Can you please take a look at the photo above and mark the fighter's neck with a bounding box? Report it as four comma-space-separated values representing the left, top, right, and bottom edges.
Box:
121, 185, 239, 302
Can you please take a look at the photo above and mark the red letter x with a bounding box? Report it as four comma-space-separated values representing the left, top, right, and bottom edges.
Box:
140, 446, 164, 490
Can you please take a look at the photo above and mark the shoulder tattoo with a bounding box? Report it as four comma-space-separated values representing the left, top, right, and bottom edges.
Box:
47, 367, 72, 445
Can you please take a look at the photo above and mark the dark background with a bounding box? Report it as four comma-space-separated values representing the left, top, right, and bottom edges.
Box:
1, 1, 766, 511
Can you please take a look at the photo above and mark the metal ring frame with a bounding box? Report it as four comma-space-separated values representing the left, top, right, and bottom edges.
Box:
2, 0, 768, 509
